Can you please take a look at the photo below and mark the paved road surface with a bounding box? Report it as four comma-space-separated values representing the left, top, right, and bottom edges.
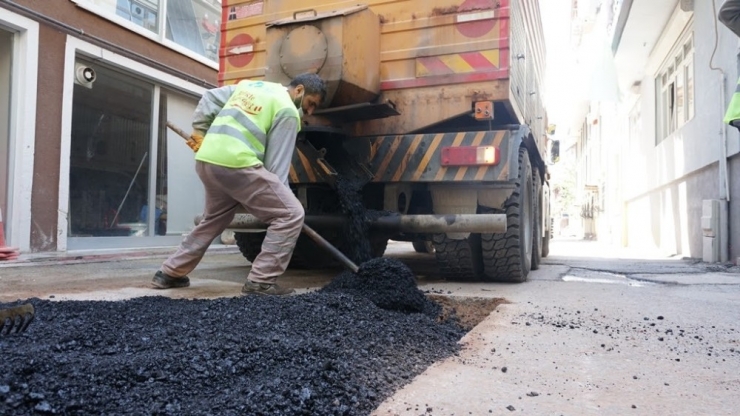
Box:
375, 239, 740, 415
1, 238, 738, 415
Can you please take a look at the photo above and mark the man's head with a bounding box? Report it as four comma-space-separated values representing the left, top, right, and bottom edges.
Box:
288, 73, 326, 116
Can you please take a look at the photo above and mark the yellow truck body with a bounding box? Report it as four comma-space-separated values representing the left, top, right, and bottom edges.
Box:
220, 0, 545, 139
219, 0, 553, 282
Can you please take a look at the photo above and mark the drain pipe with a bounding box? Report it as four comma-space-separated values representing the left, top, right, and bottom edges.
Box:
710, 0, 731, 263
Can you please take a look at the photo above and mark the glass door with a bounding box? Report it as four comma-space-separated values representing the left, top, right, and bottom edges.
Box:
158, 89, 204, 236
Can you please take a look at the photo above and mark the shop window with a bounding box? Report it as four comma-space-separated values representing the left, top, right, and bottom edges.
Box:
69, 60, 157, 237
71, 0, 222, 64
117, 0, 160, 32
69, 58, 202, 241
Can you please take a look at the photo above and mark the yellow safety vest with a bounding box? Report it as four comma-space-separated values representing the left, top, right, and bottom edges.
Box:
724, 77, 740, 126
195, 80, 300, 168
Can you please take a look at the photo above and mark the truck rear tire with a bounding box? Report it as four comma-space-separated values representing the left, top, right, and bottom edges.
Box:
480, 147, 533, 283
412, 240, 435, 254
234, 232, 263, 264
432, 233, 483, 280
234, 232, 337, 269
370, 234, 389, 258
235, 230, 387, 270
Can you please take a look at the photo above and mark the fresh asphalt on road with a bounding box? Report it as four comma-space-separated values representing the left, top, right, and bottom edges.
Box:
1, 238, 738, 415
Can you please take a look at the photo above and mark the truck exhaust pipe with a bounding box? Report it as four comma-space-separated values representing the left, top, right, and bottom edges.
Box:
198, 214, 507, 234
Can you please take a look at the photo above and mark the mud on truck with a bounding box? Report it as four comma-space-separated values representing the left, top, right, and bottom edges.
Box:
217, 0, 556, 282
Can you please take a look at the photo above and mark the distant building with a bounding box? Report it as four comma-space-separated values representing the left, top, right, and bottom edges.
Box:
570, 0, 739, 263
0, 0, 221, 253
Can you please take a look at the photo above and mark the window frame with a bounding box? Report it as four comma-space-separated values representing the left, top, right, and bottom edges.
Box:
69, 0, 220, 70
655, 26, 694, 144
0, 9, 39, 252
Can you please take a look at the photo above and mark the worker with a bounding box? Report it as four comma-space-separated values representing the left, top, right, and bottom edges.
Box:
719, 0, 740, 127
152, 73, 326, 295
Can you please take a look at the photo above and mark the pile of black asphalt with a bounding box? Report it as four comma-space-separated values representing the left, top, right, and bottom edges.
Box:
322, 257, 441, 316
1, 207, 457, 415
329, 176, 442, 315
1, 292, 463, 415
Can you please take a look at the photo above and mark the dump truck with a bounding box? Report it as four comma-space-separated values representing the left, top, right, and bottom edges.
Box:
216, 0, 555, 282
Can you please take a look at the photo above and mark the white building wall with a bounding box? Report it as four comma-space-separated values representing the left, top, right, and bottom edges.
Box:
611, 1, 739, 258
568, 0, 740, 259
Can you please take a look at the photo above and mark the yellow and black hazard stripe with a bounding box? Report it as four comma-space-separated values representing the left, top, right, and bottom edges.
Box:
289, 147, 325, 184
288, 130, 514, 184
368, 130, 511, 183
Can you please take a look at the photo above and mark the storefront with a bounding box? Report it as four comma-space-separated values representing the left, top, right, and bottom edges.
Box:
60, 37, 208, 251
1, 1, 219, 253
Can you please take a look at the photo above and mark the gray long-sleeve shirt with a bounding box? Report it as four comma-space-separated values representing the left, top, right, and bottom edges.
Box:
192, 85, 235, 135
720, 0, 740, 37
263, 109, 300, 187
192, 83, 299, 187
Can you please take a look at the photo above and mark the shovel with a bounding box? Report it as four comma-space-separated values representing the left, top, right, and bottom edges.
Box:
165, 122, 359, 273
0, 304, 35, 335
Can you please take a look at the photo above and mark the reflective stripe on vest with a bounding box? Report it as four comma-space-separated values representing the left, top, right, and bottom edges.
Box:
209, 108, 267, 160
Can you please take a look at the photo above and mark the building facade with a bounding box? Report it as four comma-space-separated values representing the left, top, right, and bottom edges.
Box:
570, 0, 740, 262
1, 0, 222, 253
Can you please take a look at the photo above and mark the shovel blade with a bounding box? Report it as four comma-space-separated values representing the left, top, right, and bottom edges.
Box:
0, 304, 35, 335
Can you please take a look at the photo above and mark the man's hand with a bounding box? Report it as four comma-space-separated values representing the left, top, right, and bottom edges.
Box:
188, 132, 204, 152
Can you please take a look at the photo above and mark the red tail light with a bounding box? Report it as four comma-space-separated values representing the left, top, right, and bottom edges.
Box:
441, 146, 500, 166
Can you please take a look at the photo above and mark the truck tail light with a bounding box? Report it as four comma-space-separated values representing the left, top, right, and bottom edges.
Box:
441, 146, 500, 166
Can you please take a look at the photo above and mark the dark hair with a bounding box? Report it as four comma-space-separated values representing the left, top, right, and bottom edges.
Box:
289, 73, 327, 102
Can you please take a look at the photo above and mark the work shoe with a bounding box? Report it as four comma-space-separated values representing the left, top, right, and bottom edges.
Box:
151, 271, 190, 289
241, 280, 295, 296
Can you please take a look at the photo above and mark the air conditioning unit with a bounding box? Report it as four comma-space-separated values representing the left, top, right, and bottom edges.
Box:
130, 3, 145, 20
130, 0, 157, 19
679, 0, 693, 12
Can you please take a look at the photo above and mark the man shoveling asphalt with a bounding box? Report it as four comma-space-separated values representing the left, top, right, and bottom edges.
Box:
152, 73, 326, 295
